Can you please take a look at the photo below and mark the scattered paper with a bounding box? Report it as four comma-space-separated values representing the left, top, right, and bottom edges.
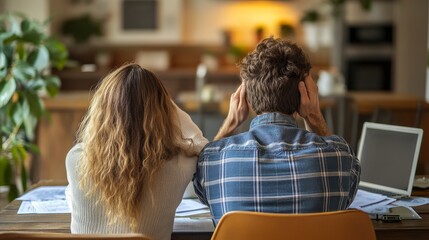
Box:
17, 186, 67, 201
176, 209, 211, 217
349, 189, 395, 209
392, 197, 429, 207
18, 200, 70, 214
176, 199, 210, 217
359, 198, 396, 213
349, 189, 424, 220
176, 199, 209, 213
17, 186, 69, 214
17, 201, 36, 214
31, 199, 70, 213
17, 186, 210, 215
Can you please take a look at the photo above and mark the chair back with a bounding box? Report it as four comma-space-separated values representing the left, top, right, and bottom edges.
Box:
0, 232, 150, 240
211, 210, 376, 240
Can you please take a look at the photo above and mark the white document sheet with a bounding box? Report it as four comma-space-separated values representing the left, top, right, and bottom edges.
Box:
349, 190, 423, 220
392, 197, 429, 207
17, 201, 36, 214
175, 198, 211, 217
349, 189, 395, 209
31, 199, 71, 213
176, 199, 209, 213
17, 186, 67, 201
17, 186, 70, 214
175, 209, 211, 217
18, 200, 70, 214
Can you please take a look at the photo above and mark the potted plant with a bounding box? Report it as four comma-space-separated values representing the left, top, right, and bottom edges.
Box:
329, 0, 372, 16
0, 13, 68, 201
300, 9, 321, 51
61, 14, 103, 45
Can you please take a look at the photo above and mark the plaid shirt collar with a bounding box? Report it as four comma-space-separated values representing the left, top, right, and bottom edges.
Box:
250, 112, 298, 129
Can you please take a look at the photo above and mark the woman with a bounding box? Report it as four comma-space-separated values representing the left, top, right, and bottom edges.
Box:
65, 63, 208, 240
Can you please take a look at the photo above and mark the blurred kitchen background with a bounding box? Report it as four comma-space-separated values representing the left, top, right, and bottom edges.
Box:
1, 0, 429, 182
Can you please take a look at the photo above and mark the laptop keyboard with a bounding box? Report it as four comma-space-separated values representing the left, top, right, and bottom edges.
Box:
359, 186, 401, 197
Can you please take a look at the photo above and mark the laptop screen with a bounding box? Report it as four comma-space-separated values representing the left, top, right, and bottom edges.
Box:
357, 122, 423, 196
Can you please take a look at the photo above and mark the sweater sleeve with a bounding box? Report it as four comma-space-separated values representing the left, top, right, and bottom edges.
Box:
175, 102, 209, 154
65, 143, 83, 215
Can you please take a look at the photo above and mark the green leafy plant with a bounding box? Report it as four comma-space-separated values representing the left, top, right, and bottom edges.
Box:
300, 10, 320, 23
0, 13, 68, 201
61, 14, 103, 44
302, 0, 373, 21
330, 0, 372, 16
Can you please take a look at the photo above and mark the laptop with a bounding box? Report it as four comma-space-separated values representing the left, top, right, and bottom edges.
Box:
357, 122, 423, 198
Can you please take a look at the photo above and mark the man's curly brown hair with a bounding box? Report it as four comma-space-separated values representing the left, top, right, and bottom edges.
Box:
240, 37, 311, 115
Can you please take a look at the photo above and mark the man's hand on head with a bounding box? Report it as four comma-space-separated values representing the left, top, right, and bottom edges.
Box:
227, 83, 249, 127
214, 83, 249, 140
298, 75, 331, 136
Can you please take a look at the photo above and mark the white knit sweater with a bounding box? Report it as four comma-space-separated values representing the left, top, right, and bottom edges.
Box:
65, 106, 208, 240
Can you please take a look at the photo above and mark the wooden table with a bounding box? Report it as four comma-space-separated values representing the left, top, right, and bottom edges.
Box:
372, 188, 429, 240
1, 181, 429, 240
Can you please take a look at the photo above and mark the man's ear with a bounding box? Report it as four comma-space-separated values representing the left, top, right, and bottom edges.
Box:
292, 112, 299, 118
246, 98, 253, 111
243, 87, 255, 114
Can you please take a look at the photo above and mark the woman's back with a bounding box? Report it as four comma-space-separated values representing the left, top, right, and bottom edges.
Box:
66, 144, 196, 239
65, 64, 208, 240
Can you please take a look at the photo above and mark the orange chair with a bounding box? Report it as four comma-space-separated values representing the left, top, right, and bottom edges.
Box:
0, 232, 150, 240
211, 210, 376, 240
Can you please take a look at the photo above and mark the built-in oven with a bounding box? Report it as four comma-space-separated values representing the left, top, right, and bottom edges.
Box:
348, 24, 393, 45
346, 57, 392, 91
343, 24, 395, 91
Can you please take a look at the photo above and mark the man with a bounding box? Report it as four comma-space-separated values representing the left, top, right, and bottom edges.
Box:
193, 37, 361, 224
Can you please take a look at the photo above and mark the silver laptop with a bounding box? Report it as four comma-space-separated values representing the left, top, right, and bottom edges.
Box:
357, 122, 423, 198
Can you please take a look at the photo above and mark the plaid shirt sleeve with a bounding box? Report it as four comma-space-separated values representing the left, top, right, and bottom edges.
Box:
193, 158, 209, 206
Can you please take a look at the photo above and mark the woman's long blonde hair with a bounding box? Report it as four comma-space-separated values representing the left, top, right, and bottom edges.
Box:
77, 63, 187, 230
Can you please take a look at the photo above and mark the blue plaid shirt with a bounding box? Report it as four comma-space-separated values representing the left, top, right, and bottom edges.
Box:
193, 112, 361, 224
